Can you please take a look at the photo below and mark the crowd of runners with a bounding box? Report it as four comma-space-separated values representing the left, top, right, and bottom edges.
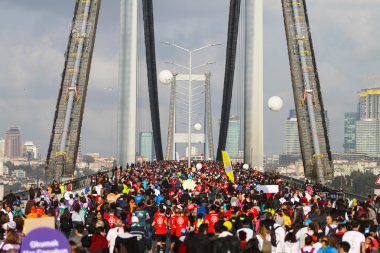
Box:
1, 160, 380, 253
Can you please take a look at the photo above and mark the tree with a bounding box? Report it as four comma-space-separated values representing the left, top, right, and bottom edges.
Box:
82, 155, 95, 164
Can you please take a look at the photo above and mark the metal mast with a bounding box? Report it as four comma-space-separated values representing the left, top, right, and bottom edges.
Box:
281, 0, 333, 183
165, 74, 177, 160
142, 0, 164, 161
217, 0, 241, 161
244, 0, 263, 169
45, 0, 101, 181
117, 0, 138, 167
205, 72, 215, 160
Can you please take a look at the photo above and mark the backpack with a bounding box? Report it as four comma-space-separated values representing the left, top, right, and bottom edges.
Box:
326, 225, 338, 236
269, 225, 280, 247
262, 239, 272, 253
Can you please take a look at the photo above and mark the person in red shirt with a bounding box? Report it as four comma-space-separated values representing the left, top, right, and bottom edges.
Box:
89, 227, 108, 252
104, 209, 116, 229
205, 204, 219, 235
152, 207, 168, 253
174, 209, 190, 237
169, 207, 190, 253
169, 210, 178, 251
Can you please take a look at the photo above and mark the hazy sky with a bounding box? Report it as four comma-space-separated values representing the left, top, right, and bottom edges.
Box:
0, 0, 379, 159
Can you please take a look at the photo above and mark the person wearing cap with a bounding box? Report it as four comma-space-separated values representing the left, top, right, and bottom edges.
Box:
342, 220, 365, 253
130, 216, 152, 253
131, 215, 148, 236
296, 219, 313, 248
2, 220, 16, 231
300, 235, 316, 253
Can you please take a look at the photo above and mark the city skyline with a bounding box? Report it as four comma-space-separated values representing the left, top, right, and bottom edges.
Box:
0, 1, 379, 158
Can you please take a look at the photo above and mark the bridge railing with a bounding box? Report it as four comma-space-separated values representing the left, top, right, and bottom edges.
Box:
14, 169, 113, 200
279, 174, 367, 202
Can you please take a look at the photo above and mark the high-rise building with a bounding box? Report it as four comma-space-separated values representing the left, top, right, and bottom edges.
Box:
350, 88, 380, 156
358, 88, 380, 120
139, 132, 154, 161
226, 116, 240, 159
284, 109, 300, 155
4, 127, 22, 159
284, 109, 329, 155
356, 119, 379, 156
343, 112, 358, 153
0, 162, 9, 176
24, 141, 39, 160
0, 139, 5, 159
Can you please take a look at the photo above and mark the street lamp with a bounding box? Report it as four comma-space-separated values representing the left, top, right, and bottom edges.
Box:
160, 41, 221, 168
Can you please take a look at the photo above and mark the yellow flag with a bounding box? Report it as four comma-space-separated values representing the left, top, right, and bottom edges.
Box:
222, 151, 234, 183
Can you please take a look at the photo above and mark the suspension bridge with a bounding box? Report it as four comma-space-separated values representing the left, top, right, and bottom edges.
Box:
44, 0, 333, 185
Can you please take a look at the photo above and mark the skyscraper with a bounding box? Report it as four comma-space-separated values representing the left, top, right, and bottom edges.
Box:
343, 112, 358, 153
226, 116, 240, 159
4, 127, 22, 159
358, 88, 380, 119
284, 110, 300, 155
139, 132, 154, 161
356, 119, 379, 156
0, 139, 4, 159
24, 141, 39, 160
284, 109, 329, 155
352, 88, 380, 156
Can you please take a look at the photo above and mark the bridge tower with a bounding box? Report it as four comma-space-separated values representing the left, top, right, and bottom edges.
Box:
45, 0, 101, 181
281, 0, 333, 183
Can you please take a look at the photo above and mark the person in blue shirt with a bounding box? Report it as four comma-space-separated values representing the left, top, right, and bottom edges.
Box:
155, 194, 164, 206
134, 192, 145, 206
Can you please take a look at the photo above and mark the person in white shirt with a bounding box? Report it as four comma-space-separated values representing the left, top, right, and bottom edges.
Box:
324, 215, 338, 236
296, 219, 313, 248
302, 201, 311, 216
256, 225, 272, 252
237, 221, 254, 242
342, 220, 365, 253
283, 231, 299, 253
5, 204, 13, 222
106, 219, 125, 253
273, 222, 285, 253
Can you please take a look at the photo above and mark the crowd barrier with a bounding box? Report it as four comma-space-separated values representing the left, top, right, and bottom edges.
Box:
279, 174, 367, 202
13, 169, 113, 200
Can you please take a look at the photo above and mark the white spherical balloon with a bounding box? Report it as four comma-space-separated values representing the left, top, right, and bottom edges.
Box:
159, 70, 173, 84
193, 123, 202, 131
242, 164, 249, 170
268, 96, 283, 112
196, 163, 202, 170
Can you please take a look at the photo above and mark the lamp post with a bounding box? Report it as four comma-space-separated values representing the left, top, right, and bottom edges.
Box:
160, 42, 221, 168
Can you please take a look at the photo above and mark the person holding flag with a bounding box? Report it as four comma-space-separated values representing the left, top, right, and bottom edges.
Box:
222, 151, 234, 183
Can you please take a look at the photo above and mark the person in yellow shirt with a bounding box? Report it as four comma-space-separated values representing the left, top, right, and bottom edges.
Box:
282, 209, 292, 227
